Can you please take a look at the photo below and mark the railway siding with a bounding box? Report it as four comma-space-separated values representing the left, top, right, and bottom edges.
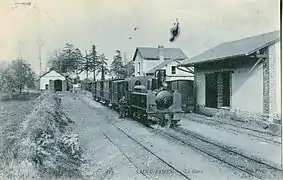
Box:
179, 117, 281, 167
164, 128, 281, 180
185, 113, 281, 144
186, 113, 281, 137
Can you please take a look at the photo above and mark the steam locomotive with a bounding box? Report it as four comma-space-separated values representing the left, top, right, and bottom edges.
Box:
92, 70, 184, 127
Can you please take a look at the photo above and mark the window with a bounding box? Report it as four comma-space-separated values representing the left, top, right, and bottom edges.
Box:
171, 66, 176, 74
138, 62, 141, 74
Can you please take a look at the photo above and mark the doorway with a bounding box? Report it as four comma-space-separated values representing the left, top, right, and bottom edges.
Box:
54, 80, 62, 91
205, 73, 218, 108
222, 72, 231, 107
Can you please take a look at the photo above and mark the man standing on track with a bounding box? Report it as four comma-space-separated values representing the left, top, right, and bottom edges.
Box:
118, 96, 127, 118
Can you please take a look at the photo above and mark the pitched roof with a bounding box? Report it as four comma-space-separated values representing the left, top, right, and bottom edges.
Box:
39, 69, 67, 79
146, 59, 177, 74
133, 47, 188, 61
181, 30, 280, 65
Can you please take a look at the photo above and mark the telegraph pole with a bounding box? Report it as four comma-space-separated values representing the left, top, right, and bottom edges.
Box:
18, 41, 23, 60
38, 37, 44, 76
12, 1, 53, 76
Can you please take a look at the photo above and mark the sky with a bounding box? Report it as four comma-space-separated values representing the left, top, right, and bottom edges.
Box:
0, 0, 280, 78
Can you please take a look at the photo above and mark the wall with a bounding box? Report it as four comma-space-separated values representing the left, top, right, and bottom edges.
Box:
134, 52, 162, 76
231, 66, 263, 113
165, 61, 194, 81
194, 59, 264, 113
134, 53, 143, 76
145, 60, 194, 81
40, 71, 66, 90
195, 70, 206, 106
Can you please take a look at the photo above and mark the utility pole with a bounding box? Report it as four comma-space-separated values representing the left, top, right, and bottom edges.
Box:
37, 37, 44, 76
92, 45, 96, 81
18, 41, 23, 60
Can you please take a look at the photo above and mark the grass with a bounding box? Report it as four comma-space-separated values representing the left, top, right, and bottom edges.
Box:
0, 92, 84, 179
0, 92, 41, 101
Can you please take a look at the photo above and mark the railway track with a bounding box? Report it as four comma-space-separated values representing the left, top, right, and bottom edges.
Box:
78, 95, 192, 180
153, 126, 282, 180
78, 93, 282, 179
188, 113, 281, 142
101, 121, 191, 180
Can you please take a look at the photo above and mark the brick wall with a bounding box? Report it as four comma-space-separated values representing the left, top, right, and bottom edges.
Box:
263, 57, 269, 114
267, 42, 281, 121
217, 73, 223, 108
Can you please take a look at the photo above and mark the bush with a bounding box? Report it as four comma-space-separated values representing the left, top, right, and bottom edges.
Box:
0, 91, 84, 179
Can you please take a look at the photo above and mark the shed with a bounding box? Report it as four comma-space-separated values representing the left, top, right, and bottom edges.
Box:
180, 30, 281, 121
39, 70, 68, 91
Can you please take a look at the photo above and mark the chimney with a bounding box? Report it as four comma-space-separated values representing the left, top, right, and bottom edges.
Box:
158, 45, 164, 61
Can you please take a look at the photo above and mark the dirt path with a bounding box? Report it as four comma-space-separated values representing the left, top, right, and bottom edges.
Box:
62, 93, 147, 179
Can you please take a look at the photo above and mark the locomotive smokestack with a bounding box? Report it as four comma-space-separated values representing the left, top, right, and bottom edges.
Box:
158, 45, 164, 61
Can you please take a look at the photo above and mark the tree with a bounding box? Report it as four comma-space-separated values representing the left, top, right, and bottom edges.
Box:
47, 43, 84, 76
124, 61, 135, 77
110, 50, 126, 79
47, 50, 67, 73
79, 47, 97, 80
73, 48, 84, 75
96, 53, 109, 80
82, 50, 91, 79
78, 45, 99, 81
47, 44, 111, 81
62, 43, 82, 74
90, 45, 99, 81
0, 59, 36, 95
